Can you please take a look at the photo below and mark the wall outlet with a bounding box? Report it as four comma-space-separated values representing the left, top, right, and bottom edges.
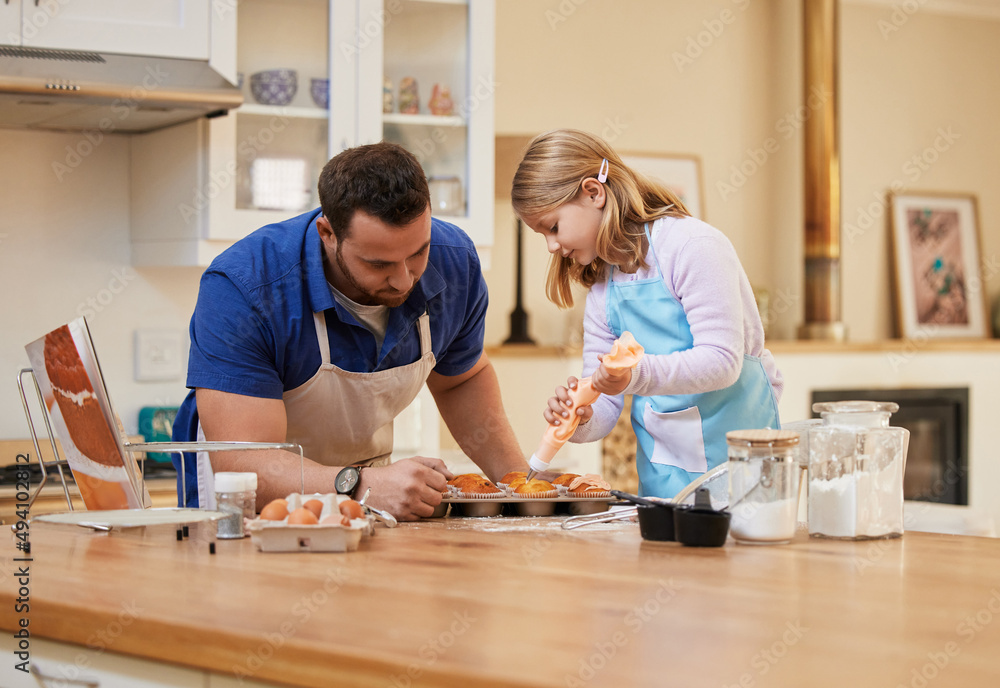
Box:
134, 329, 183, 382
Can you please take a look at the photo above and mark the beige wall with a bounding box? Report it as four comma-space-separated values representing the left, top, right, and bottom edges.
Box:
484, 0, 1000, 346
0, 130, 202, 440
1, 0, 999, 444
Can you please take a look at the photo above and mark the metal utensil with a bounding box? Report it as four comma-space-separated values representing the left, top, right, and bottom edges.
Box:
562, 506, 637, 530
358, 488, 398, 528
610, 490, 670, 507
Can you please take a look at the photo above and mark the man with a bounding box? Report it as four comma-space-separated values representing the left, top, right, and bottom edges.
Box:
172, 142, 527, 520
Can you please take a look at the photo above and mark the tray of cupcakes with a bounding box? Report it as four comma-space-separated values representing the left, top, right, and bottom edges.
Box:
438, 471, 613, 517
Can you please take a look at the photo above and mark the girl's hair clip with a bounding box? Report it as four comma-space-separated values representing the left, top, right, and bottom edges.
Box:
597, 158, 609, 183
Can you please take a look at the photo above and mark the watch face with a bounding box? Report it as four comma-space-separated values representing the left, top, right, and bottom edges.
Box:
336, 467, 359, 494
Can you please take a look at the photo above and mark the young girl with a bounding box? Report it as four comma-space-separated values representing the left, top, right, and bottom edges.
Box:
511, 129, 783, 499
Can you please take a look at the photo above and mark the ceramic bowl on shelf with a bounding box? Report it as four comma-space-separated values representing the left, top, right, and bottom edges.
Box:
310, 78, 329, 109
250, 69, 298, 106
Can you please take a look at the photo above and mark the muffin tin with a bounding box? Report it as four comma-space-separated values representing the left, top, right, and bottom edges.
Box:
436, 495, 611, 518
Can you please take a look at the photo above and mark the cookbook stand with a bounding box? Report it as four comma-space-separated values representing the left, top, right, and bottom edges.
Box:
17, 367, 306, 514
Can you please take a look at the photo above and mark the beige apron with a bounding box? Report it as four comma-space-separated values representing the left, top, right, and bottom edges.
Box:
197, 308, 436, 509
282, 308, 436, 466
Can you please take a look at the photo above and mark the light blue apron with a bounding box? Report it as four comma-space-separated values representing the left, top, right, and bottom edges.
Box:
606, 224, 780, 498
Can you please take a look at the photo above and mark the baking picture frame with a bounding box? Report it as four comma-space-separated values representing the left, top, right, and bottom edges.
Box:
888, 191, 989, 340
621, 152, 704, 220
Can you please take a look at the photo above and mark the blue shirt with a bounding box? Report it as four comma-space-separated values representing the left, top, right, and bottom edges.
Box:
171, 208, 488, 503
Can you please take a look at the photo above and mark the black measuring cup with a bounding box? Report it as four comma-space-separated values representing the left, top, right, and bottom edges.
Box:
673, 487, 731, 547
611, 490, 679, 542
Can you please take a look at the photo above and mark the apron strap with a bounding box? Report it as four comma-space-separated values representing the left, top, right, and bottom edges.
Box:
313, 308, 430, 365
312, 310, 332, 365
416, 310, 432, 357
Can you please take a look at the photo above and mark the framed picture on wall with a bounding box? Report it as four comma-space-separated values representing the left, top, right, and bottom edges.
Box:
889, 191, 989, 339
621, 153, 704, 220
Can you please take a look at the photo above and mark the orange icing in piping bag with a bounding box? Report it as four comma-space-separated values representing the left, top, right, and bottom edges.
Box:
527, 332, 644, 472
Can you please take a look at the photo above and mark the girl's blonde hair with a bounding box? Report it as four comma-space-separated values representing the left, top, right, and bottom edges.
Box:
511, 129, 689, 308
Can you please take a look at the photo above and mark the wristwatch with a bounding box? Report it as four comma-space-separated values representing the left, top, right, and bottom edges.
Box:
335, 466, 362, 498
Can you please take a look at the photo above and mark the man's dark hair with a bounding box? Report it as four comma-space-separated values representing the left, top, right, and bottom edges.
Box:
318, 142, 430, 241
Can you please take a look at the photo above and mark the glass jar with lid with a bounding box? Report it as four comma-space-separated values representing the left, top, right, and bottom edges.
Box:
807, 401, 906, 540
727, 429, 801, 545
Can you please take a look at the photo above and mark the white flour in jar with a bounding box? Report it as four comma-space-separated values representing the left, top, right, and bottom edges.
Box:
809, 459, 903, 538
808, 473, 858, 537
730, 497, 798, 542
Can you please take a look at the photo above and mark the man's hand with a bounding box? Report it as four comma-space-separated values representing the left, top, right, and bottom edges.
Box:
590, 355, 632, 395
357, 457, 453, 521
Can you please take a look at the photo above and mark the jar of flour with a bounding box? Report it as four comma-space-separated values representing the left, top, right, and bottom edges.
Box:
808, 401, 906, 540
727, 429, 802, 545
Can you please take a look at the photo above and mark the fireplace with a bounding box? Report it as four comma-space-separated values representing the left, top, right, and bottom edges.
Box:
810, 388, 969, 505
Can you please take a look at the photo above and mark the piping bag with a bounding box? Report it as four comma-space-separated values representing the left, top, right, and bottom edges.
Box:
525, 331, 644, 482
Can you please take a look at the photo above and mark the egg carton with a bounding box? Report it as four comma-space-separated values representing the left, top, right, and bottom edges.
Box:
246, 493, 374, 553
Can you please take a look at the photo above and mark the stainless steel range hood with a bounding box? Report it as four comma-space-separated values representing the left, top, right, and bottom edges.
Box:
0, 45, 243, 134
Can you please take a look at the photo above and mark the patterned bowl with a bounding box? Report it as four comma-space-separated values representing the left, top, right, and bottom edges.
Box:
310, 78, 329, 109
250, 69, 298, 106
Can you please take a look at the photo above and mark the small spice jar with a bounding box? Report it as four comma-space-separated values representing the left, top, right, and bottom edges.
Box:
727, 429, 801, 545
214, 472, 256, 540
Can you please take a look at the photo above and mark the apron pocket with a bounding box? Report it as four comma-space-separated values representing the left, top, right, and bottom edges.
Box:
642, 403, 708, 473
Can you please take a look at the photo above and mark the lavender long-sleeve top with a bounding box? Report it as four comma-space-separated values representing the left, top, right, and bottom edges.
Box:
570, 216, 783, 444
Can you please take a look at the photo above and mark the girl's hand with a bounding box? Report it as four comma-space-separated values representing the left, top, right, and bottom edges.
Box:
591, 355, 632, 395
543, 377, 594, 426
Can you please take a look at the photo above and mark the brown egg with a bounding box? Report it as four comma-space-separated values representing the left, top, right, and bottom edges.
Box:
287, 508, 319, 525
339, 499, 364, 520
320, 514, 351, 526
303, 499, 324, 519
259, 499, 289, 521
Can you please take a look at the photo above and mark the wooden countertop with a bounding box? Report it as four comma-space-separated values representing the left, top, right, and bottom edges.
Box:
3, 518, 1000, 687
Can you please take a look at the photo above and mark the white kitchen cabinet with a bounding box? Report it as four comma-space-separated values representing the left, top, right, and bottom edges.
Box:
0, 636, 203, 688
0, 636, 288, 687
131, 0, 495, 267
1, 0, 211, 60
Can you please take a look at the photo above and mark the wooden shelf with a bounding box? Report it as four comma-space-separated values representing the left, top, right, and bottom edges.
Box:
485, 343, 580, 358
485, 339, 1000, 358
766, 338, 1000, 354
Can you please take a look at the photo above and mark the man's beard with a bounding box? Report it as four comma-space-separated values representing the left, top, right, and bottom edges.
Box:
335, 243, 412, 308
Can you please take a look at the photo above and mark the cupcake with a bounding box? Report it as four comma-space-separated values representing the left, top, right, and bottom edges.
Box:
499, 470, 526, 486
460, 482, 504, 499
513, 479, 557, 499
567, 474, 612, 498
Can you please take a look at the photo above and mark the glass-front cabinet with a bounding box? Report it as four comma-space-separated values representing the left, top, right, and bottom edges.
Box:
131, 0, 495, 267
